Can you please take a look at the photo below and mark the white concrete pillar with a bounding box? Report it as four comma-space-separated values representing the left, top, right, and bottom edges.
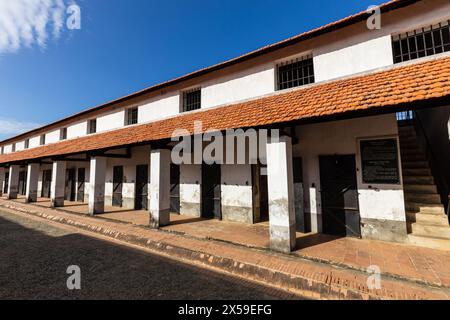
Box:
88, 157, 106, 215
25, 163, 40, 203
51, 161, 66, 207
266, 136, 296, 253
0, 167, 4, 197
149, 149, 171, 228
7, 165, 20, 200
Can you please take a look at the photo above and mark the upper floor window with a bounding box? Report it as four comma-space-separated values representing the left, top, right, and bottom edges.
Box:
11, 143, 16, 152
24, 139, 30, 149
88, 119, 97, 134
392, 20, 450, 64
40, 135, 46, 146
60, 128, 67, 140
125, 107, 138, 126
182, 88, 201, 112
0, 146, 3, 155
276, 54, 315, 91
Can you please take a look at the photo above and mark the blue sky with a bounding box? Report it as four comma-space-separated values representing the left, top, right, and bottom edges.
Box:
0, 0, 381, 140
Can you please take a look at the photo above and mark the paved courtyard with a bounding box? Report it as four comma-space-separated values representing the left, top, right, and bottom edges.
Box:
0, 209, 298, 300
8, 196, 450, 288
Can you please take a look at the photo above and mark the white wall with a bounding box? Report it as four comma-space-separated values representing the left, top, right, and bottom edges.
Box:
97, 109, 125, 133
180, 164, 202, 217
201, 63, 275, 109
67, 121, 88, 139
294, 114, 405, 233
46, 129, 61, 144
139, 92, 180, 123
314, 36, 393, 82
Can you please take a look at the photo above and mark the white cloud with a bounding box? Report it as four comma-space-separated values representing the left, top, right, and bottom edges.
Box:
0, 0, 67, 54
0, 117, 41, 136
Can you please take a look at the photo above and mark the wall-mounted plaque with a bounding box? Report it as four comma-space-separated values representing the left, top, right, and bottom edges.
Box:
360, 138, 400, 184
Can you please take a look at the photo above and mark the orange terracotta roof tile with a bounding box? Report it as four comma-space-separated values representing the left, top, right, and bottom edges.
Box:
1, 55, 450, 165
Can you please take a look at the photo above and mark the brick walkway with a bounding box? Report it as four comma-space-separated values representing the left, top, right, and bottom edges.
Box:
1, 197, 449, 300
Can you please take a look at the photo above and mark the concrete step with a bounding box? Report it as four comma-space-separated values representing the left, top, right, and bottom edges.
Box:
411, 223, 450, 239
403, 184, 437, 194
401, 161, 429, 169
402, 168, 432, 176
408, 234, 450, 251
405, 192, 442, 204
403, 176, 435, 185
405, 202, 446, 215
406, 211, 449, 225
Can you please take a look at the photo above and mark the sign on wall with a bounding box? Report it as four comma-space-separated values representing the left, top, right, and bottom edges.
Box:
360, 138, 400, 184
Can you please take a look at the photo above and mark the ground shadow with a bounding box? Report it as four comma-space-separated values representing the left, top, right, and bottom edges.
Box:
0, 212, 299, 300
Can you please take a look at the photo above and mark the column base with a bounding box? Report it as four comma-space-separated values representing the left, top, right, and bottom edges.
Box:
88, 203, 104, 216
7, 193, 18, 200
51, 197, 65, 208
26, 192, 38, 203
149, 208, 170, 229
269, 224, 297, 253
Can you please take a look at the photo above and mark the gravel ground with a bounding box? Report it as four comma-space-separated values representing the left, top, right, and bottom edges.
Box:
0, 209, 298, 300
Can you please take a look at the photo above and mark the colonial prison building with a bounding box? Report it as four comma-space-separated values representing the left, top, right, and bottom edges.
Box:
1, 0, 449, 253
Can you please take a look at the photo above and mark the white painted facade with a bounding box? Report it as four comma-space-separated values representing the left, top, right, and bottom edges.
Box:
1, 0, 448, 153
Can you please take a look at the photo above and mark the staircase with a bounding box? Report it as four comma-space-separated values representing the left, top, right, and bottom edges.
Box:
398, 122, 450, 250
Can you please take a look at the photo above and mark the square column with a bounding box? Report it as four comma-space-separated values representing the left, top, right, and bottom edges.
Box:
7, 165, 20, 200
88, 157, 106, 215
0, 167, 4, 197
25, 163, 40, 203
149, 149, 171, 228
51, 161, 67, 207
266, 136, 296, 253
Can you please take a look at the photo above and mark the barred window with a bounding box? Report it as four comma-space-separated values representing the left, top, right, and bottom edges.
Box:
11, 143, 16, 152
125, 107, 138, 126
40, 135, 46, 146
24, 139, 30, 149
392, 21, 450, 64
182, 88, 201, 112
276, 55, 315, 91
88, 119, 97, 134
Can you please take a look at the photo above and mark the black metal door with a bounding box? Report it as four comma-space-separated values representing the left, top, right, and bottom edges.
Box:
18, 171, 27, 196
3, 171, 9, 194
201, 164, 221, 219
66, 169, 76, 201
170, 164, 180, 214
135, 165, 148, 210
112, 166, 123, 207
41, 170, 52, 198
77, 168, 85, 202
319, 155, 361, 238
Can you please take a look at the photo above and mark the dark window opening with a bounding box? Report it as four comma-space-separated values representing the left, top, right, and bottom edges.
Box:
40, 135, 46, 146
11, 143, 16, 152
24, 139, 30, 149
182, 88, 201, 112
276, 54, 315, 91
60, 128, 67, 140
88, 119, 97, 134
126, 107, 138, 126
392, 21, 450, 63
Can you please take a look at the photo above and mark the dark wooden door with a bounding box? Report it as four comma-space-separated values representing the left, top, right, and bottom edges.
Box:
170, 164, 180, 213
18, 171, 27, 196
112, 166, 123, 207
77, 168, 85, 203
41, 170, 52, 198
201, 164, 221, 219
319, 155, 361, 238
135, 165, 148, 210
4, 171, 9, 194
66, 169, 76, 201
